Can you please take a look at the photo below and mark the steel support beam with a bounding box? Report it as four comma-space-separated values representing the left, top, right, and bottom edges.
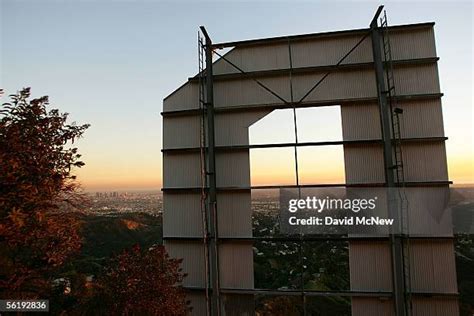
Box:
161, 180, 452, 193
211, 22, 434, 49
161, 136, 448, 153
161, 93, 444, 117
200, 26, 221, 316
370, 6, 407, 316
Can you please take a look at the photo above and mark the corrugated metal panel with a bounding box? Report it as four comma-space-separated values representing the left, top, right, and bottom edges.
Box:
163, 116, 201, 149
293, 69, 376, 103
217, 192, 252, 237
297, 64, 439, 103
164, 241, 205, 287
388, 27, 437, 61
351, 298, 394, 316
213, 43, 290, 75
163, 192, 202, 237
395, 99, 445, 138
213, 69, 374, 108
214, 76, 291, 108
341, 103, 381, 141
164, 61, 439, 114
216, 110, 271, 147
409, 240, 458, 293
162, 109, 272, 149
393, 63, 440, 96
163, 152, 201, 188
349, 241, 392, 291
341, 99, 444, 140
411, 298, 459, 316
344, 142, 448, 184
345, 187, 391, 237
291, 35, 373, 67
213, 33, 373, 75
213, 26, 435, 76
325, 187, 452, 243
213, 64, 438, 109
163, 82, 199, 112
187, 293, 207, 316
341, 99, 444, 141
402, 142, 449, 182
405, 187, 453, 237
343, 144, 385, 184
216, 151, 250, 187
219, 242, 254, 289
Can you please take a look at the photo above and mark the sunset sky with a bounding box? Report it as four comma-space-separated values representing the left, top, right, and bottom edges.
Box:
1, 1, 472, 191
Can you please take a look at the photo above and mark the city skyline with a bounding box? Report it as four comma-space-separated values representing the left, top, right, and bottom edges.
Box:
2, 1, 472, 191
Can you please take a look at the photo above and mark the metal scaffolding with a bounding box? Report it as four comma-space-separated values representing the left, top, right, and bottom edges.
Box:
199, 26, 221, 315
370, 6, 411, 316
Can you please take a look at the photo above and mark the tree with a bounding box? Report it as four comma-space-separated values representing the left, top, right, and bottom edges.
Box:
83, 245, 188, 315
0, 88, 89, 298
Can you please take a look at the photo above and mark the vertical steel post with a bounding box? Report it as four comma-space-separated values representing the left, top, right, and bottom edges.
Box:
200, 26, 221, 316
370, 6, 407, 316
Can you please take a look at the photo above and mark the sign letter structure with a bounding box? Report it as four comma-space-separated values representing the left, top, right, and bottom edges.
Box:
162, 19, 459, 316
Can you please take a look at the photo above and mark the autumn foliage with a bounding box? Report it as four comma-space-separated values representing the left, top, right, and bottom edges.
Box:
0, 88, 188, 315
0, 88, 88, 298
85, 245, 188, 315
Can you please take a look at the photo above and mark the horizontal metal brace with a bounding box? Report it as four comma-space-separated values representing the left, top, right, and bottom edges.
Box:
181, 286, 457, 299
163, 236, 456, 242
162, 137, 447, 153
161, 180, 452, 192
210, 22, 434, 49
161, 93, 444, 117
182, 286, 392, 297
188, 58, 439, 83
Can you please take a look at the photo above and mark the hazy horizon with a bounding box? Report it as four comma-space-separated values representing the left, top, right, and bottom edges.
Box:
83, 183, 474, 194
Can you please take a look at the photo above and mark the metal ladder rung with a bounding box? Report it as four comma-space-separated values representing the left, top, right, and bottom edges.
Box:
382, 10, 412, 314
384, 86, 395, 93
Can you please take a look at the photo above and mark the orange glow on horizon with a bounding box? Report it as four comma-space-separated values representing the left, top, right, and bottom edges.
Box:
448, 156, 474, 185
77, 151, 473, 191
